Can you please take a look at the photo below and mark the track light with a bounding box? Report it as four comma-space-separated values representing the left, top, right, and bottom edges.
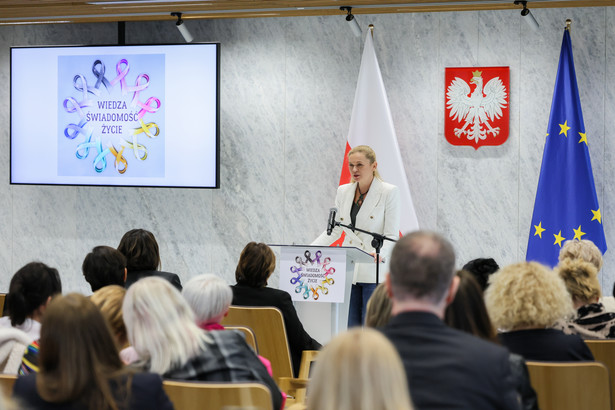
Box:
514, 1, 539, 31
340, 6, 362, 37
171, 12, 193, 43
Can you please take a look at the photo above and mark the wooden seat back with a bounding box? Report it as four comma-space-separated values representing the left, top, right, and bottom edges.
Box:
225, 325, 259, 354
585, 339, 615, 406
163, 380, 272, 410
526, 361, 611, 410
222, 306, 293, 382
0, 374, 16, 396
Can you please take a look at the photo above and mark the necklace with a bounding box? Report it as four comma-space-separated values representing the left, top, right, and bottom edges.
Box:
356, 186, 369, 207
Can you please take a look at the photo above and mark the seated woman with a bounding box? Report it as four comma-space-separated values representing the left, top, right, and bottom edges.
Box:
444, 270, 537, 410
556, 258, 615, 338
485, 261, 594, 361
123, 277, 283, 410
0, 262, 61, 374
12, 293, 173, 410
231, 242, 321, 377
20, 285, 137, 375
117, 229, 182, 290
364, 283, 392, 328
1, 262, 62, 341
306, 328, 413, 410
182, 274, 233, 331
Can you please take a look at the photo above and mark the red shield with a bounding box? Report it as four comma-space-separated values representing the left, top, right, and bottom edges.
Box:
444, 66, 510, 149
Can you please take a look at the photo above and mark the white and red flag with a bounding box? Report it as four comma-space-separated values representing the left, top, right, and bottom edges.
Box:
334, 28, 419, 245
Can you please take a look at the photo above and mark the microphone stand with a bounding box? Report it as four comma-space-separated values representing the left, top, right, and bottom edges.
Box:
333, 221, 397, 283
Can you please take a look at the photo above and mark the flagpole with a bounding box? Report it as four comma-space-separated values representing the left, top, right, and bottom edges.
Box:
566, 18, 571, 32
369, 24, 374, 37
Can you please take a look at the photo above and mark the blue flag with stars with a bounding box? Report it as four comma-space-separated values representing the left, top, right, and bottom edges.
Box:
526, 29, 606, 268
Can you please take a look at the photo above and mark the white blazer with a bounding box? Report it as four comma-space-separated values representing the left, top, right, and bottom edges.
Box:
313, 178, 400, 283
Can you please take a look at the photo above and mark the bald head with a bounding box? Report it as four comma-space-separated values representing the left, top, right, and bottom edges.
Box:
389, 231, 456, 304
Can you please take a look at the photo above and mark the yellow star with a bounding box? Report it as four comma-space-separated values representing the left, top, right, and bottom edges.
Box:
578, 132, 588, 145
559, 121, 571, 137
533, 222, 546, 238
573, 225, 586, 241
591, 209, 602, 224
553, 230, 566, 247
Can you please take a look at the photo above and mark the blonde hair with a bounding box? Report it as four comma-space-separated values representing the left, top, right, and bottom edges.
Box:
90, 285, 128, 348
348, 145, 382, 181
364, 283, 392, 328
123, 277, 210, 374
559, 240, 603, 272
556, 258, 601, 304
485, 262, 574, 330
307, 328, 413, 410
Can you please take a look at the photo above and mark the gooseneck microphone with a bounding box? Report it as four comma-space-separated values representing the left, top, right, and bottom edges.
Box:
326, 207, 338, 235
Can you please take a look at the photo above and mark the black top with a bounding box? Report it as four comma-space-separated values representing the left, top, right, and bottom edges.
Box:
231, 284, 321, 377
382, 311, 520, 410
498, 328, 594, 362
13, 372, 173, 410
350, 201, 360, 228
125, 270, 182, 291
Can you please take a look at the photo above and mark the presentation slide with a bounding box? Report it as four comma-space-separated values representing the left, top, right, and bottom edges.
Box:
11, 43, 219, 188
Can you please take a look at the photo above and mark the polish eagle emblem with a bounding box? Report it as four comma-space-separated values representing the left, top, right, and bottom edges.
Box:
444, 67, 510, 149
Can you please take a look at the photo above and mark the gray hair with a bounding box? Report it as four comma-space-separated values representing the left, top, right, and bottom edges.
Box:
182, 274, 233, 324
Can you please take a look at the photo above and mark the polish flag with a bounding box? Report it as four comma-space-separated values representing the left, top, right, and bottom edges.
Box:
336, 28, 419, 243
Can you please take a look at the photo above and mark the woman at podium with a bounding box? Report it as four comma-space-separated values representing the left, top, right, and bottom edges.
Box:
313, 145, 400, 328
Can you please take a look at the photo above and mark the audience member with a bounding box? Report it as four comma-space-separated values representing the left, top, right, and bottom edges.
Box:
12, 293, 173, 410
1, 262, 62, 341
20, 285, 135, 376
123, 277, 283, 410
558, 239, 603, 271
381, 231, 519, 410
91, 285, 138, 364
444, 270, 497, 342
558, 239, 615, 311
555, 258, 615, 338
82, 246, 127, 292
364, 283, 392, 328
183, 274, 232, 330
485, 261, 594, 361
231, 242, 321, 377
461, 257, 499, 292
0, 262, 61, 374
444, 270, 538, 410
306, 328, 413, 410
117, 229, 182, 290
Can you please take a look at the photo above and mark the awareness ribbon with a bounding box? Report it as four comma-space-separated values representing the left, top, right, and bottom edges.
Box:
73, 74, 99, 97
92, 60, 111, 92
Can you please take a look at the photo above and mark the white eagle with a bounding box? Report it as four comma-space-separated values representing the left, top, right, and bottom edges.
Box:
446, 71, 507, 143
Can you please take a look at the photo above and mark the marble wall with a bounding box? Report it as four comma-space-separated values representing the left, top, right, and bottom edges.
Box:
1, 7, 614, 298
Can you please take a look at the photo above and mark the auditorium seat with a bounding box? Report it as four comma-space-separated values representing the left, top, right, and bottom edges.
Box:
585, 340, 615, 407
162, 380, 273, 410
526, 361, 611, 410
222, 306, 293, 383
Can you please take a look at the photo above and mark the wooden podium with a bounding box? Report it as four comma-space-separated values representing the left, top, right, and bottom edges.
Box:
269, 244, 373, 343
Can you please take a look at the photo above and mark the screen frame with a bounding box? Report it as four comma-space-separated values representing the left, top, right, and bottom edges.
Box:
10, 42, 220, 189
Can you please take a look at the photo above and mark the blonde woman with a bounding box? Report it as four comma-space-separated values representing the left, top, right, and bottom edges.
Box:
313, 145, 400, 327
306, 328, 413, 410
123, 277, 283, 410
556, 258, 615, 339
364, 283, 392, 328
485, 261, 594, 361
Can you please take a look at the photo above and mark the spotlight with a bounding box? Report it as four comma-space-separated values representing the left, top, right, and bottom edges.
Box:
171, 12, 193, 43
513, 1, 539, 30
340, 6, 362, 37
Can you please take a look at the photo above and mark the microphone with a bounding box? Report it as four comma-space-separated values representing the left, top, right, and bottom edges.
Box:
326, 207, 338, 236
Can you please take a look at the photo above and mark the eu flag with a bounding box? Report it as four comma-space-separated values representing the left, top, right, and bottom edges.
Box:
526, 28, 606, 268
